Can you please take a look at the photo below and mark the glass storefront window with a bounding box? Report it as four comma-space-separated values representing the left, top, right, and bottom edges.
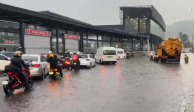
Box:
0, 20, 19, 29
125, 18, 138, 33
111, 42, 122, 48
98, 35, 102, 40
83, 40, 97, 54
83, 33, 87, 39
88, 34, 97, 40
102, 36, 110, 41
140, 18, 147, 33
123, 41, 132, 51
98, 41, 110, 47
143, 39, 148, 51
150, 20, 164, 39
0, 32, 20, 51
133, 39, 140, 51
67, 31, 74, 35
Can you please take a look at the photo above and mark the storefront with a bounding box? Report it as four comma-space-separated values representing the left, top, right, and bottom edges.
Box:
83, 33, 97, 54
0, 32, 20, 51
111, 37, 123, 48
123, 38, 132, 51
24, 29, 50, 54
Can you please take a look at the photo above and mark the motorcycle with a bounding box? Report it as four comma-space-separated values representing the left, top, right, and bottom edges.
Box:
49, 62, 63, 80
126, 52, 130, 59
71, 60, 79, 71
61, 57, 71, 69
2, 67, 34, 95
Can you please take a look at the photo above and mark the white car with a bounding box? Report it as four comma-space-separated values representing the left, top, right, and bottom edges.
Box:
22, 54, 49, 80
79, 54, 95, 68
95, 47, 117, 64
115, 48, 126, 59
0, 54, 11, 73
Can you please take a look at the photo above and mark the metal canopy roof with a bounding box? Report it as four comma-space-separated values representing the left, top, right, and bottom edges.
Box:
0, 3, 143, 39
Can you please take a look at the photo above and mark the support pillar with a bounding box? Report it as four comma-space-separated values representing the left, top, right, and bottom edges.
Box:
56, 26, 59, 54
19, 18, 25, 53
131, 38, 133, 52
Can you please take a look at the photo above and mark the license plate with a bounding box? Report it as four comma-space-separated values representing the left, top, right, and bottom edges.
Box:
2, 81, 8, 85
107, 56, 113, 58
49, 72, 54, 75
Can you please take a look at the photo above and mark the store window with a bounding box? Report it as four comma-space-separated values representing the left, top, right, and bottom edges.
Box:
125, 18, 138, 33
150, 20, 164, 39
0, 21, 19, 29
83, 40, 97, 54
98, 35, 102, 40
102, 36, 110, 41
140, 18, 147, 33
88, 34, 97, 40
123, 39, 132, 51
0, 32, 20, 51
133, 39, 140, 51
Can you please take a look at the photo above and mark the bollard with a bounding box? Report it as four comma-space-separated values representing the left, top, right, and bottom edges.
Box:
184, 54, 189, 63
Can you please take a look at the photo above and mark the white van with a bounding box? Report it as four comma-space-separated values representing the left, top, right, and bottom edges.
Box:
95, 47, 117, 64
115, 48, 126, 59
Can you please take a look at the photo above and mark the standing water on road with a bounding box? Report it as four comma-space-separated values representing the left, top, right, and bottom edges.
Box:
0, 53, 194, 112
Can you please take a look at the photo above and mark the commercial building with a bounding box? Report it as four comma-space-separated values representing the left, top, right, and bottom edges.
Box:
98, 5, 166, 51
0, 3, 165, 54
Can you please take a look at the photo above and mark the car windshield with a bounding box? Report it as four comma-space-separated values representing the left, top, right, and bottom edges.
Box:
80, 55, 88, 58
22, 56, 38, 62
103, 50, 116, 55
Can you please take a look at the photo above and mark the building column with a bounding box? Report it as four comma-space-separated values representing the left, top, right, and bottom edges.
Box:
97, 34, 99, 48
19, 18, 25, 53
139, 39, 141, 51
56, 26, 59, 54
79, 30, 83, 52
131, 38, 133, 52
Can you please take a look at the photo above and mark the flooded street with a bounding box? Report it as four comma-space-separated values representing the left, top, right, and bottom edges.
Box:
0, 54, 194, 112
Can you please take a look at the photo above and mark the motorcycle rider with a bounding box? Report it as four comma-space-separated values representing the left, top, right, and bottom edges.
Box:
47, 51, 63, 77
71, 51, 80, 70
18, 47, 24, 54
4, 51, 31, 92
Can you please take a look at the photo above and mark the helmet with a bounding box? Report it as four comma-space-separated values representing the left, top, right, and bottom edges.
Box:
48, 51, 52, 54
13, 51, 22, 57
73, 51, 77, 54
48, 53, 54, 58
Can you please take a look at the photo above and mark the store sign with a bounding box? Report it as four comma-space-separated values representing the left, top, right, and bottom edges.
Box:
5, 40, 14, 44
25, 29, 49, 36
64, 34, 79, 40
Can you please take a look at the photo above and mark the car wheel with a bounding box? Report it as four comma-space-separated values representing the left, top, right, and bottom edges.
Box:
41, 70, 45, 80
89, 63, 92, 69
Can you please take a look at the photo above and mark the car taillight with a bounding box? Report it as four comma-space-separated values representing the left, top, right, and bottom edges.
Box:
86, 59, 90, 61
7, 72, 12, 75
101, 55, 104, 59
54, 69, 58, 71
32, 64, 40, 68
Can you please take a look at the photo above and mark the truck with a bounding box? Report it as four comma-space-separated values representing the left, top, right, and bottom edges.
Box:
153, 37, 182, 63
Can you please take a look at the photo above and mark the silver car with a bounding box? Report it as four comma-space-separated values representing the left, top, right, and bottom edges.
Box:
22, 54, 49, 80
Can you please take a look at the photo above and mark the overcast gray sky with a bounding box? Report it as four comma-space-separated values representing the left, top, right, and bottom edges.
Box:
1, 0, 194, 26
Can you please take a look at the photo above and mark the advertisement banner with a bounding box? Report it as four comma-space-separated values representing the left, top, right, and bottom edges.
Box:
64, 34, 79, 40
25, 29, 50, 37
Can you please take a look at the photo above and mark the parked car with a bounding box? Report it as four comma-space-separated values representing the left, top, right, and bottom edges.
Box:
80, 54, 95, 68
95, 47, 117, 64
0, 51, 14, 59
115, 48, 126, 59
0, 54, 11, 73
22, 54, 49, 80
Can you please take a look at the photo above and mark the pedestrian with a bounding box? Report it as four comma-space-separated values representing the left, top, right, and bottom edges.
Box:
2, 48, 6, 52
18, 47, 24, 54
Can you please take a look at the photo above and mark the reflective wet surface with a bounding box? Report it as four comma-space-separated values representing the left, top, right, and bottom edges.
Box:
0, 53, 194, 112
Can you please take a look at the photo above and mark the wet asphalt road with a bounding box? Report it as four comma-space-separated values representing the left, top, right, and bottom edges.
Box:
1, 53, 194, 112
